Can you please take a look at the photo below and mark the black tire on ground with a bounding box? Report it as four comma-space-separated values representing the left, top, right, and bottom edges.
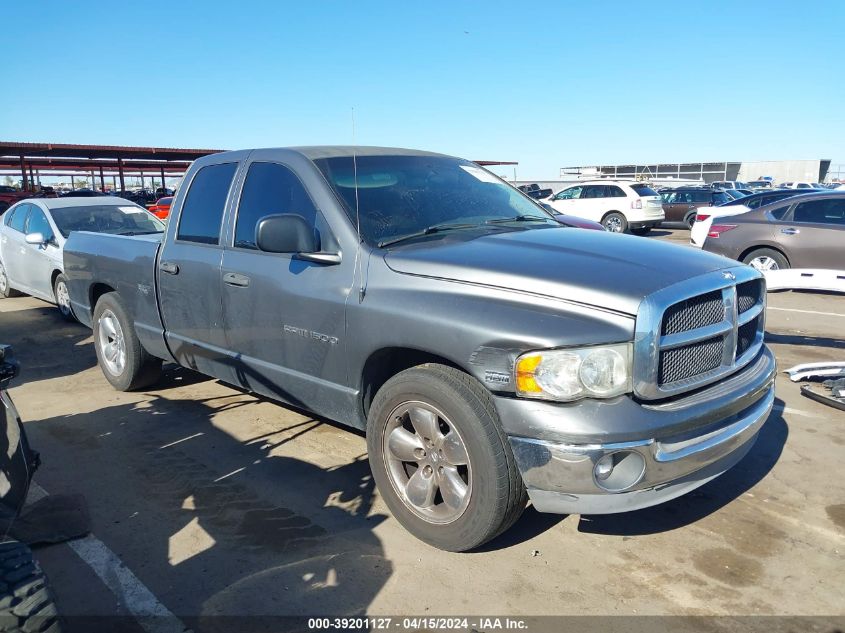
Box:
0, 261, 21, 299
0, 541, 61, 633
602, 211, 628, 234
93, 291, 161, 391
630, 227, 651, 236
741, 248, 790, 271
52, 274, 75, 322
367, 363, 527, 552
684, 212, 696, 229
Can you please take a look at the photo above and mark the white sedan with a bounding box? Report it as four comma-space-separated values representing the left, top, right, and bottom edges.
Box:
0, 197, 164, 318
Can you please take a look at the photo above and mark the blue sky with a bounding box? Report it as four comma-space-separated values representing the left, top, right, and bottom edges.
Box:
3, 0, 843, 179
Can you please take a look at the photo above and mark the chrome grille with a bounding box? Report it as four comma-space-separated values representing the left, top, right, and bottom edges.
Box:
633, 268, 767, 400
658, 337, 724, 384
661, 290, 724, 335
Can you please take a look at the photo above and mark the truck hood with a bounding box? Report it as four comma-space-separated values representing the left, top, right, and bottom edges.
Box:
384, 227, 736, 315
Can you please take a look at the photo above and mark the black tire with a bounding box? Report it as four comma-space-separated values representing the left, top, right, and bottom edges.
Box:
52, 275, 74, 322
684, 212, 696, 230
367, 363, 527, 552
602, 211, 628, 234
93, 292, 161, 391
630, 227, 651, 236
0, 541, 61, 633
0, 203, 9, 215
741, 248, 789, 271
0, 261, 21, 299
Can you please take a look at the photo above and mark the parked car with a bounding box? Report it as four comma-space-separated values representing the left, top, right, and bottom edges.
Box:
660, 187, 731, 228
779, 182, 824, 190
553, 213, 606, 230
59, 189, 109, 198
544, 180, 664, 234
0, 197, 164, 319
710, 180, 750, 190
0, 345, 61, 632
703, 192, 845, 271
63, 146, 775, 552
147, 196, 173, 220
0, 187, 30, 215
747, 180, 774, 190
690, 189, 824, 248
517, 184, 553, 200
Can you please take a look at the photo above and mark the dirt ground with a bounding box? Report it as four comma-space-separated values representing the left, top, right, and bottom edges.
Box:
0, 228, 843, 632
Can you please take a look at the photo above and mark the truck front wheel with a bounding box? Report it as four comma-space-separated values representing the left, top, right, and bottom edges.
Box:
367, 363, 526, 552
93, 292, 161, 391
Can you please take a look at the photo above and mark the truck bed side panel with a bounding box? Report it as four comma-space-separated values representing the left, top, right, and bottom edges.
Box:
63, 232, 174, 363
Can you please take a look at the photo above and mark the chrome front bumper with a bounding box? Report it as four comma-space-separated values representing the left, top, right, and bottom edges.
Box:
500, 345, 776, 515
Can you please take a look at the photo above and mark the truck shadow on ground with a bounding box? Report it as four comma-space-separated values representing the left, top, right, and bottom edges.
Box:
26, 389, 393, 632
764, 332, 845, 350
577, 400, 788, 536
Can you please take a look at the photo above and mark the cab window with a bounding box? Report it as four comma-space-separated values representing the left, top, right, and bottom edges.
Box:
177, 163, 238, 245
234, 162, 320, 250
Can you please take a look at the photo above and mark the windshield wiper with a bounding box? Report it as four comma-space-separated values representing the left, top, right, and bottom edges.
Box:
377, 222, 480, 248
484, 215, 556, 225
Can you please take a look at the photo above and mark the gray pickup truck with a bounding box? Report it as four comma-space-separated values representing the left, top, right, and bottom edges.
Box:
64, 147, 776, 551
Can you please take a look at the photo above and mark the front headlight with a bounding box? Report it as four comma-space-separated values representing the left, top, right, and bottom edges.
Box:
515, 343, 632, 401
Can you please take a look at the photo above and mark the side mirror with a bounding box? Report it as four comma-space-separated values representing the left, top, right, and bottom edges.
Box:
25, 232, 45, 245
256, 214, 341, 265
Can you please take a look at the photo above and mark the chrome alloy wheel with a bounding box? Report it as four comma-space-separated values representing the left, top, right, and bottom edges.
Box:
749, 255, 780, 271
55, 280, 71, 316
98, 309, 126, 376
382, 401, 472, 524
604, 215, 624, 233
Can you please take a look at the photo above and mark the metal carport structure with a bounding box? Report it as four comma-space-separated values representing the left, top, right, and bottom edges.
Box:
0, 141, 223, 191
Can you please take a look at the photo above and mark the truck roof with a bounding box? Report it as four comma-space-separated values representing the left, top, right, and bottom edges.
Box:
209, 146, 453, 162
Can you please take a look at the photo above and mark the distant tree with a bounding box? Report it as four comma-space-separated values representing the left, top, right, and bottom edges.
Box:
73, 177, 89, 189
2, 176, 14, 187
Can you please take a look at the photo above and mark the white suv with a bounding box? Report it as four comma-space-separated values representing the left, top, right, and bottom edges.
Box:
543, 180, 665, 234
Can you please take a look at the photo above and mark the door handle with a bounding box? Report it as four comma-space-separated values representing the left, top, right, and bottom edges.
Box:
780, 227, 800, 235
159, 261, 179, 275
223, 272, 250, 287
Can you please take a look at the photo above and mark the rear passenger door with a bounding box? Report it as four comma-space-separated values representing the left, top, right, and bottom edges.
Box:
158, 157, 244, 382
775, 198, 845, 268
219, 159, 355, 417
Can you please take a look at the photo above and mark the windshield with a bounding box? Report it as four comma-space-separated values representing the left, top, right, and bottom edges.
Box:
723, 189, 744, 200
50, 204, 165, 238
313, 155, 555, 246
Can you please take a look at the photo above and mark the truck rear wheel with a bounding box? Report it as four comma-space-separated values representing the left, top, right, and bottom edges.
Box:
367, 363, 526, 552
93, 292, 161, 391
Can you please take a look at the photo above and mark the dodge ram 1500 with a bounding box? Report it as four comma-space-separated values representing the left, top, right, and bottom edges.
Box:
63, 147, 775, 551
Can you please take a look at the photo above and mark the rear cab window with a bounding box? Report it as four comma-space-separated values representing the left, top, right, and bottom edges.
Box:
177, 163, 238, 245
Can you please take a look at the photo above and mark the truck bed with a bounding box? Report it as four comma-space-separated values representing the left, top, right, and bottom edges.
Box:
63, 231, 171, 362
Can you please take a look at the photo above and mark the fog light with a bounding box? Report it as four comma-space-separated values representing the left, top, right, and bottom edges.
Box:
593, 450, 646, 492
595, 456, 614, 481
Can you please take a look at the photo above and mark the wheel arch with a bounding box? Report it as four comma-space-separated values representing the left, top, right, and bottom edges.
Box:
89, 282, 117, 313
360, 347, 465, 421
739, 244, 790, 267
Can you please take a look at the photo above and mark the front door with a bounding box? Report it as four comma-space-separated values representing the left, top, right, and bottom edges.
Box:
157, 159, 242, 382
20, 206, 59, 300
220, 160, 355, 418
